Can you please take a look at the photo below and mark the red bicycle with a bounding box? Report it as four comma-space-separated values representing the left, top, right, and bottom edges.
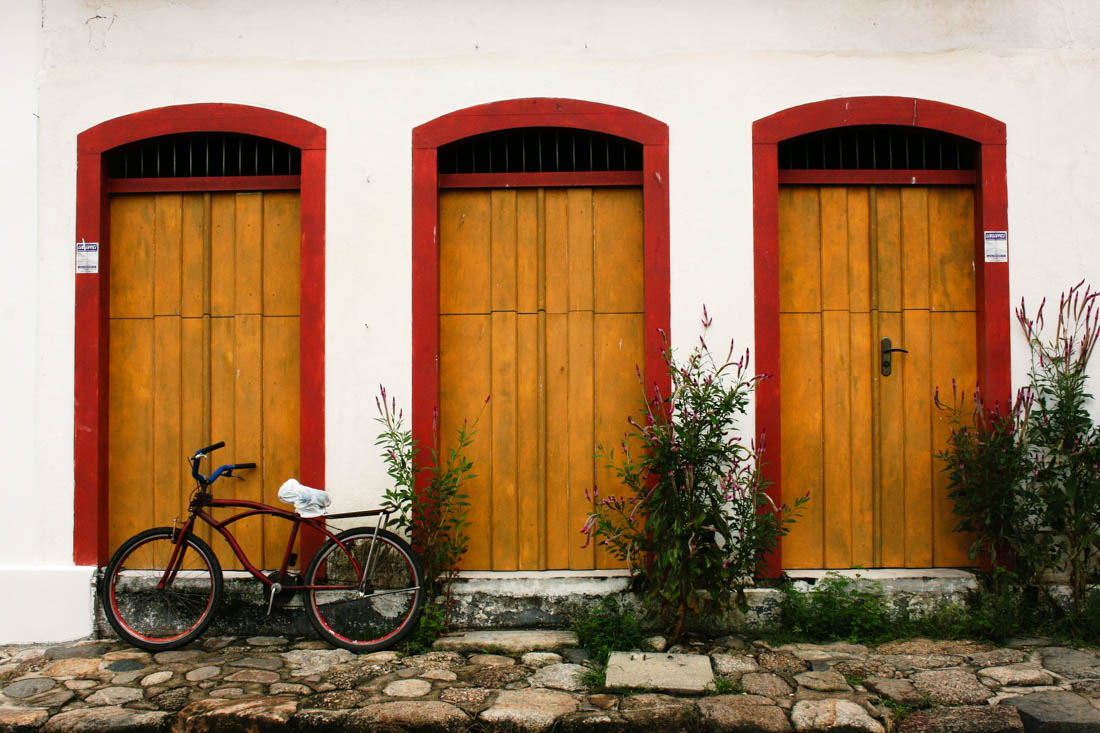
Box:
100, 441, 424, 652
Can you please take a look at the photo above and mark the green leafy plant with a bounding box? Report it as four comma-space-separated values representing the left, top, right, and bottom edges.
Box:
582, 309, 807, 642
404, 602, 447, 655
777, 573, 890, 642
1017, 281, 1100, 616
571, 597, 644, 666
376, 387, 484, 627
935, 383, 1045, 585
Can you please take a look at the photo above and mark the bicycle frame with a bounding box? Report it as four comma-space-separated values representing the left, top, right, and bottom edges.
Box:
164, 498, 391, 594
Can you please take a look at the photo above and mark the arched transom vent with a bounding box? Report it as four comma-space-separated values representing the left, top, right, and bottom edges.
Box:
438, 127, 643, 175
107, 132, 302, 178
779, 125, 978, 171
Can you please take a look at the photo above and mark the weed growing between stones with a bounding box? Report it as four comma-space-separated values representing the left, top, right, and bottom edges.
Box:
403, 603, 446, 655
376, 386, 484, 639
776, 574, 890, 643
582, 309, 807, 643
881, 696, 937, 722
570, 597, 645, 666
708, 676, 742, 695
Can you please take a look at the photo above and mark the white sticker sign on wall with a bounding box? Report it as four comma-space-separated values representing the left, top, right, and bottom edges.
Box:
76, 241, 99, 274
984, 231, 1008, 263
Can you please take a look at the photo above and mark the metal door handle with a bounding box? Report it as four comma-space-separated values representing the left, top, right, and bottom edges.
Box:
881, 338, 908, 377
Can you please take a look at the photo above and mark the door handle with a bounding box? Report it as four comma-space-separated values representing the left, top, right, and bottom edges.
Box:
881, 338, 908, 377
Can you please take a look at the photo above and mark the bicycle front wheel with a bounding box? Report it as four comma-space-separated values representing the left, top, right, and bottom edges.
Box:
304, 527, 424, 652
101, 527, 222, 651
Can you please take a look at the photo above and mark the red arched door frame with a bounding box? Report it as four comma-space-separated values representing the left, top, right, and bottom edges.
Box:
411, 98, 670, 488
752, 96, 1009, 574
74, 103, 326, 565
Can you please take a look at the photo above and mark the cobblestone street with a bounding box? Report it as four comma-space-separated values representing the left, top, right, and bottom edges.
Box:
0, 630, 1098, 731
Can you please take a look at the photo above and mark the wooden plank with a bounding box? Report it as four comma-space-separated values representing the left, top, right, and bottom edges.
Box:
152, 316, 182, 529
210, 194, 236, 317
263, 192, 301, 316
567, 189, 594, 313
778, 187, 821, 314
107, 318, 153, 555
822, 310, 852, 568
902, 309, 933, 567
544, 312, 570, 568
848, 188, 872, 313
439, 314, 492, 569
180, 316, 211, 546
929, 188, 976, 311
819, 188, 850, 312
876, 310, 906, 567
516, 190, 539, 314
491, 190, 518, 312
208, 315, 237, 568
153, 194, 183, 316
544, 190, 569, 314
593, 189, 644, 313
849, 312, 875, 566
235, 194, 264, 315
439, 191, 491, 315
594, 313, 642, 569
901, 188, 931, 310
931, 311, 978, 566
779, 312, 823, 568
567, 310, 596, 569
180, 194, 209, 318
109, 195, 155, 318
516, 313, 542, 569
263, 316, 301, 570
874, 188, 903, 313
490, 311, 519, 570
233, 314, 265, 566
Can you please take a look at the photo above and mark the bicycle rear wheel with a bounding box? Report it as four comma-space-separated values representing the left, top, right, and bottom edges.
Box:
101, 527, 222, 651
303, 527, 424, 652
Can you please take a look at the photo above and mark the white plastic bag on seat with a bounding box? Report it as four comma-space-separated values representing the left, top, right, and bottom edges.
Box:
277, 478, 331, 518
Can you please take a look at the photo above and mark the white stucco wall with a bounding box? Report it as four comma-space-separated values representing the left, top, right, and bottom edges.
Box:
4, 0, 1100, 642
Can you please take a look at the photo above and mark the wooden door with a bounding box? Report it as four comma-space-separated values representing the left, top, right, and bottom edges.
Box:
778, 185, 976, 568
439, 187, 644, 570
108, 192, 301, 570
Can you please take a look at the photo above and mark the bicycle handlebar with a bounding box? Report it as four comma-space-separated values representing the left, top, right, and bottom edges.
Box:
189, 443, 255, 487
194, 441, 225, 458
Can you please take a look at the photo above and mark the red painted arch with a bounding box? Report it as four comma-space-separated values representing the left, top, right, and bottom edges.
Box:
74, 103, 326, 566
752, 96, 1009, 575
411, 98, 670, 499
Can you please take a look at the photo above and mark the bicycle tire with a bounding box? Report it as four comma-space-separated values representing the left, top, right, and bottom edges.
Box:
303, 527, 425, 652
101, 527, 223, 651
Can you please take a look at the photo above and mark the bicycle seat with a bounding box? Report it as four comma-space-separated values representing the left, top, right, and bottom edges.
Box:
277, 478, 331, 517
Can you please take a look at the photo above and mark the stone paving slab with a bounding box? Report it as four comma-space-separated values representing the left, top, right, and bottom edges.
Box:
0, 633, 1097, 731
605, 651, 714, 694
432, 630, 577, 654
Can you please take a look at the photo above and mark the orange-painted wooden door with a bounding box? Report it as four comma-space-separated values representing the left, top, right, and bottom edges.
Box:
779, 186, 976, 568
108, 192, 300, 570
439, 187, 644, 570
